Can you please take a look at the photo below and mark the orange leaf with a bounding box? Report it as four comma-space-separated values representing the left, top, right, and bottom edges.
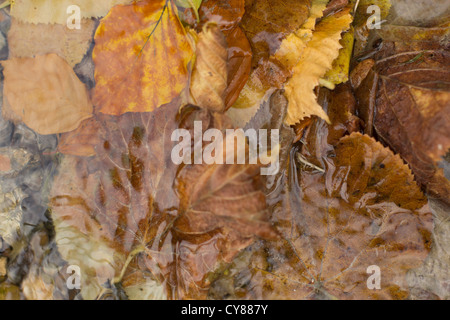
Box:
93, 0, 194, 115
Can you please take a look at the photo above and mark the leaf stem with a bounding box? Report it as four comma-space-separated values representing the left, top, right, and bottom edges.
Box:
138, 0, 170, 57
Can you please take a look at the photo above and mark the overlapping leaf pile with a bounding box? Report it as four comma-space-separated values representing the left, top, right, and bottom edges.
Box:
0, 0, 448, 300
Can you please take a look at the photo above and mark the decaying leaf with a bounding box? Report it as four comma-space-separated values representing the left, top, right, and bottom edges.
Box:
187, 0, 252, 110
8, 17, 96, 68
196, 0, 245, 36
189, 23, 228, 112
10, 0, 134, 24
93, 0, 194, 115
58, 118, 102, 157
1, 54, 93, 135
210, 133, 433, 300
50, 102, 273, 300
353, 24, 450, 202
284, 8, 353, 125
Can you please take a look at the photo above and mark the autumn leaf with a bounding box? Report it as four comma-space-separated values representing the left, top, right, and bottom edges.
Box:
92, 0, 194, 115
1, 54, 93, 135
176, 0, 203, 21
228, 0, 328, 126
196, 0, 245, 35
49, 101, 274, 300
10, 0, 134, 24
58, 118, 102, 157
189, 23, 228, 112
210, 132, 433, 300
7, 17, 96, 68
321, 27, 355, 88
352, 23, 450, 203
190, 0, 252, 109
284, 8, 353, 125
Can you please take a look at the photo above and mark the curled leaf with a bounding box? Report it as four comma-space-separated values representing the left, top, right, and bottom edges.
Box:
190, 23, 228, 112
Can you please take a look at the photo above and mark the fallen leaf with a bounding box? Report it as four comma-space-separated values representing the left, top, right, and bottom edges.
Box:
187, 0, 252, 110
229, 0, 328, 127
224, 25, 252, 109
92, 0, 194, 115
1, 54, 93, 135
8, 17, 96, 68
241, 0, 311, 66
284, 8, 353, 125
321, 27, 355, 88
210, 132, 433, 300
50, 102, 273, 300
10, 0, 134, 24
197, 0, 245, 36
58, 117, 102, 157
353, 24, 450, 203
189, 23, 228, 112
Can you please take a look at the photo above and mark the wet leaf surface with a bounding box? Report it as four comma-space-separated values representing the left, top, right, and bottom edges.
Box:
8, 17, 96, 68
10, 0, 134, 24
93, 0, 194, 115
210, 131, 432, 299
353, 24, 450, 203
49, 102, 274, 300
1, 54, 93, 135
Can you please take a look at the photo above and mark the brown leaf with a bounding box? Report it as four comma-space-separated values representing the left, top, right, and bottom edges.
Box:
191, 0, 252, 110
353, 25, 450, 202
210, 132, 433, 300
92, 0, 194, 115
50, 102, 273, 300
58, 118, 102, 157
1, 54, 93, 135
8, 17, 96, 68
197, 0, 245, 36
241, 0, 311, 67
224, 26, 252, 109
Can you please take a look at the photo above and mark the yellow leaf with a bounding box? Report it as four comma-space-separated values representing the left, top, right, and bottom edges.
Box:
10, 0, 134, 24
1, 54, 93, 135
229, 0, 329, 126
93, 0, 194, 115
284, 9, 353, 125
321, 27, 355, 87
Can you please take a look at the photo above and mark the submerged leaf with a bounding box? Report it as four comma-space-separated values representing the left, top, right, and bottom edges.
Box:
353, 24, 450, 202
1, 54, 93, 135
93, 0, 194, 115
50, 103, 273, 300
210, 133, 433, 300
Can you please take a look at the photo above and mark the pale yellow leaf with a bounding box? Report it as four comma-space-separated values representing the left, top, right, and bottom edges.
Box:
1, 54, 93, 135
284, 9, 353, 125
10, 0, 133, 24
8, 17, 95, 67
